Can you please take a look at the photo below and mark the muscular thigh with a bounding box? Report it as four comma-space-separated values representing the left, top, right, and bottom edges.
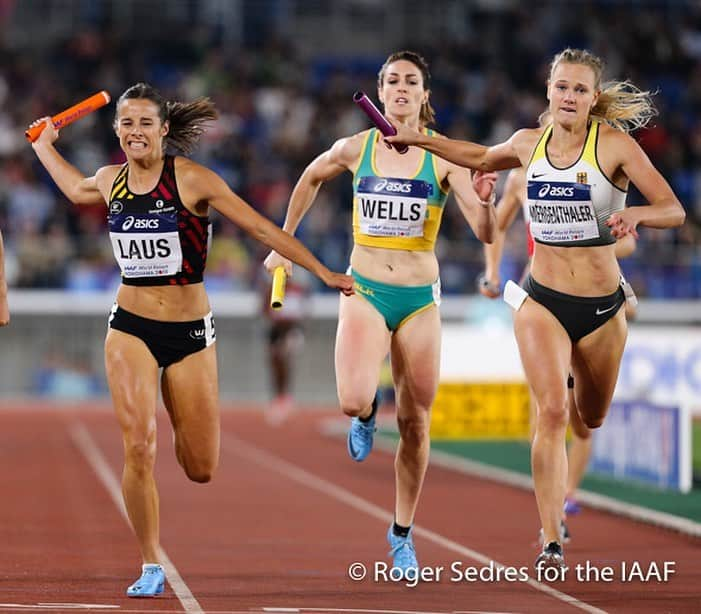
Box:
335, 294, 391, 402
161, 343, 220, 452
513, 298, 572, 406
104, 328, 160, 432
391, 306, 441, 417
571, 309, 627, 418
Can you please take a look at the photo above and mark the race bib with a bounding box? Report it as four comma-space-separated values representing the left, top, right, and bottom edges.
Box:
356, 176, 432, 238
527, 181, 599, 243
109, 213, 183, 278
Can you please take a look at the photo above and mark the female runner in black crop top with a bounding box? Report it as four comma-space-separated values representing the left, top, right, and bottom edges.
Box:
29, 82, 353, 597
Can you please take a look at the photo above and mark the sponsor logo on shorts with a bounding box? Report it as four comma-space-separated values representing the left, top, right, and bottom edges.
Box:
354, 282, 375, 297
189, 328, 206, 340
595, 304, 617, 316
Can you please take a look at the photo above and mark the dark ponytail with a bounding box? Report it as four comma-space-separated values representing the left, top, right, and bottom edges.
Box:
164, 99, 218, 154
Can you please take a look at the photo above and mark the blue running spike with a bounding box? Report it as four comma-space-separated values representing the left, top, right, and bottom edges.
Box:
126, 564, 165, 597
387, 525, 419, 581
347, 395, 378, 462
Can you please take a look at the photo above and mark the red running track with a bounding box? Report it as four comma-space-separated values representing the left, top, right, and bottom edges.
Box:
0, 404, 699, 614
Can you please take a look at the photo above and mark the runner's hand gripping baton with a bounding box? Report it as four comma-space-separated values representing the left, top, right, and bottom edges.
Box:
353, 91, 408, 154
270, 266, 287, 310
25, 91, 111, 142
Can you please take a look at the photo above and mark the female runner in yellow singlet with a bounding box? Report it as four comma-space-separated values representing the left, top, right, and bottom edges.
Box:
265, 51, 497, 578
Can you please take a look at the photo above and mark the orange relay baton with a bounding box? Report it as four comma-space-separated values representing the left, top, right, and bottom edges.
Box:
25, 91, 111, 142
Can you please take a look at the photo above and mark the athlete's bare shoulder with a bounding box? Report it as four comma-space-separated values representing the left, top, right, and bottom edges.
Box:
172, 155, 218, 193
173, 155, 199, 173
331, 130, 370, 166
595, 122, 640, 171
95, 164, 126, 199
173, 155, 217, 185
596, 121, 634, 148
510, 127, 546, 166
328, 129, 371, 171
171, 155, 228, 214
510, 126, 545, 148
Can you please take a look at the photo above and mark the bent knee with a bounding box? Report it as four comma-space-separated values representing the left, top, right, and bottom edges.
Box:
339, 395, 375, 418
183, 459, 217, 483
341, 405, 368, 419
187, 469, 214, 484
583, 415, 604, 429
578, 404, 609, 430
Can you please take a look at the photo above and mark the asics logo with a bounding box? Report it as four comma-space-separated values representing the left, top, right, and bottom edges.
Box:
537, 184, 575, 198
122, 216, 160, 230
373, 179, 412, 193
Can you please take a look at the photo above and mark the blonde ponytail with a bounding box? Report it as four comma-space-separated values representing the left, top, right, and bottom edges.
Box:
591, 80, 657, 133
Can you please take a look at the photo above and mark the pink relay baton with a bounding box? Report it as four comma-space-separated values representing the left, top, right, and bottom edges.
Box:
353, 91, 408, 154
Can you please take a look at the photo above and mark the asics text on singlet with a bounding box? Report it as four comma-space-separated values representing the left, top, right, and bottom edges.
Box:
352, 128, 449, 251
108, 155, 210, 285
526, 121, 626, 247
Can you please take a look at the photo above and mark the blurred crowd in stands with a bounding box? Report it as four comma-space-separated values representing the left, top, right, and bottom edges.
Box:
0, 1, 700, 297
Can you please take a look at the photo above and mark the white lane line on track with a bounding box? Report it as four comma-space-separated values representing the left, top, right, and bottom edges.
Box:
222, 431, 606, 614
0, 608, 518, 614
263, 608, 519, 613
0, 606, 119, 611
0, 609, 271, 614
35, 606, 117, 610
0, 606, 515, 614
69, 423, 204, 614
